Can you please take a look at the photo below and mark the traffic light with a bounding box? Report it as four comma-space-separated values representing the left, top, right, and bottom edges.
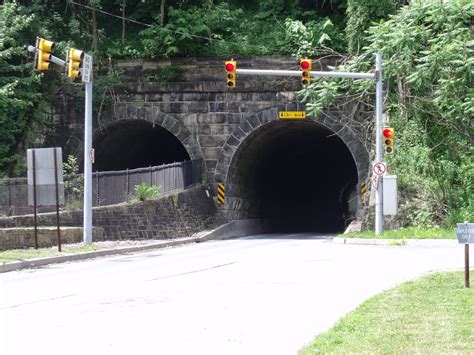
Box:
35, 37, 55, 71
383, 127, 395, 155
66, 48, 84, 80
300, 58, 312, 86
225, 60, 236, 88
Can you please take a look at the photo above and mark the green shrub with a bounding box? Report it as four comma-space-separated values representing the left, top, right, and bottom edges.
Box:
134, 183, 161, 202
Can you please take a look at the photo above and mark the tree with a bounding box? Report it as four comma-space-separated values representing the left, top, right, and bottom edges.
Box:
0, 0, 44, 176
346, 0, 403, 54
305, 0, 473, 226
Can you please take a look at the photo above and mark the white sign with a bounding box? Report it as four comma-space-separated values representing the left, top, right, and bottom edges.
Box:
373, 162, 387, 176
456, 223, 474, 244
27, 148, 65, 206
383, 175, 398, 215
82, 53, 92, 83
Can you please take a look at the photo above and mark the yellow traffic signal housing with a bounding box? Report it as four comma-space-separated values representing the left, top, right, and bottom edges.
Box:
67, 48, 84, 80
383, 127, 395, 155
35, 38, 55, 71
225, 60, 236, 88
300, 59, 312, 86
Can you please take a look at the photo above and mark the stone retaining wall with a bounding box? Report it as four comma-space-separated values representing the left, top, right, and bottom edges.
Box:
0, 187, 223, 246
0, 227, 104, 250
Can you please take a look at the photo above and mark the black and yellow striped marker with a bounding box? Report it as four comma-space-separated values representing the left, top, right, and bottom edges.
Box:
360, 182, 367, 202
217, 183, 225, 205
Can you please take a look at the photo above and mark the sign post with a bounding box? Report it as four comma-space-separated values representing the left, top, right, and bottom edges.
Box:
455, 222, 474, 288
27, 148, 64, 251
374, 53, 384, 235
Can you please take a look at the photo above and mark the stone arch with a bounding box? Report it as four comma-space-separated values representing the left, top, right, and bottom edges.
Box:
94, 104, 203, 163
214, 103, 370, 230
215, 102, 369, 184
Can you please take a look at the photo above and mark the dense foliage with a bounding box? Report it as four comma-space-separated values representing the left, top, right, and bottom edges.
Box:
0, 1, 44, 176
305, 0, 473, 226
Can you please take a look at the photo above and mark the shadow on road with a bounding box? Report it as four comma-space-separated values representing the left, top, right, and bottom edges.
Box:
238, 233, 335, 240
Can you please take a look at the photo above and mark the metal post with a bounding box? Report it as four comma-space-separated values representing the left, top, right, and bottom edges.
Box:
375, 53, 384, 235
96, 171, 100, 206
83, 81, 93, 244
465, 244, 470, 288
32, 150, 38, 249
126, 168, 129, 199
236, 68, 375, 80
53, 148, 62, 252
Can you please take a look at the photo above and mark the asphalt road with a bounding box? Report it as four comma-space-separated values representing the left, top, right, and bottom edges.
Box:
0, 234, 467, 354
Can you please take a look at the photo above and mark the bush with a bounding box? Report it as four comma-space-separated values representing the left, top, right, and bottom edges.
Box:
134, 183, 161, 202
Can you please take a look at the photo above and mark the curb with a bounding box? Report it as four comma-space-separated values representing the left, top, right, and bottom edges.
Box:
0, 219, 264, 273
333, 237, 459, 247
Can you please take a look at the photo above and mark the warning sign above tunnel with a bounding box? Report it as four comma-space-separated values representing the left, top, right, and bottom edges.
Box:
278, 111, 306, 119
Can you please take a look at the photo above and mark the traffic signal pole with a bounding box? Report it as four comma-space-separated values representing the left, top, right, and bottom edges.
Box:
27, 42, 94, 243
234, 53, 384, 235
375, 53, 384, 235
84, 81, 93, 244
27, 45, 65, 66
236, 68, 375, 80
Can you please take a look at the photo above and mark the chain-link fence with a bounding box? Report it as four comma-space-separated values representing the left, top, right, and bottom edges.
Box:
0, 159, 202, 216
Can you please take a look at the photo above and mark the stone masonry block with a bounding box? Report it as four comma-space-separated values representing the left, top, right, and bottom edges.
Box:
198, 135, 227, 147
197, 113, 227, 124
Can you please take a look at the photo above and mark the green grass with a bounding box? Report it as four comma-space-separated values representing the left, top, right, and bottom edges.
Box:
300, 272, 474, 354
342, 227, 455, 239
0, 244, 98, 263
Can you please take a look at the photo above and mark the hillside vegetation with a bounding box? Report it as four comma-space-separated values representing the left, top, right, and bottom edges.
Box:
0, 0, 472, 226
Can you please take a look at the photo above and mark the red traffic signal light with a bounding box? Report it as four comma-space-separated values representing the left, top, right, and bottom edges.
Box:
300, 60, 311, 70
225, 60, 236, 88
300, 58, 312, 86
225, 62, 235, 72
383, 128, 395, 138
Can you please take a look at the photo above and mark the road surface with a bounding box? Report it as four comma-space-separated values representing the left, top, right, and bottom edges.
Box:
0, 234, 466, 354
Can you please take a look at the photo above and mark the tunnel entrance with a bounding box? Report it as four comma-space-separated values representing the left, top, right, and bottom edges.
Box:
228, 120, 358, 233
93, 120, 190, 171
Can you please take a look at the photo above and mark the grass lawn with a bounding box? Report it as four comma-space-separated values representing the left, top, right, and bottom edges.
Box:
300, 272, 474, 354
342, 227, 456, 239
0, 244, 98, 263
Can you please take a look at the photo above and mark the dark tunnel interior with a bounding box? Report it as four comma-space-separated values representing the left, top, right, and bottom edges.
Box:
230, 120, 358, 233
92, 120, 190, 171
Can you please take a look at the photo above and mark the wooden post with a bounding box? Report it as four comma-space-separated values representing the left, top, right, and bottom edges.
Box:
32, 150, 38, 249
54, 148, 62, 252
465, 244, 470, 288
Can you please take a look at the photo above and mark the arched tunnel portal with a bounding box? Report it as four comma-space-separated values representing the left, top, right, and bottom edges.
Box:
226, 120, 359, 233
93, 120, 191, 171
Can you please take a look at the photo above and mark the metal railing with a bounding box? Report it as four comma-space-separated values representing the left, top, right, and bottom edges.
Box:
0, 159, 202, 216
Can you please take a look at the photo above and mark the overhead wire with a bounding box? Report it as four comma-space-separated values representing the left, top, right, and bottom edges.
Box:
67, 0, 296, 59
68, 0, 215, 43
